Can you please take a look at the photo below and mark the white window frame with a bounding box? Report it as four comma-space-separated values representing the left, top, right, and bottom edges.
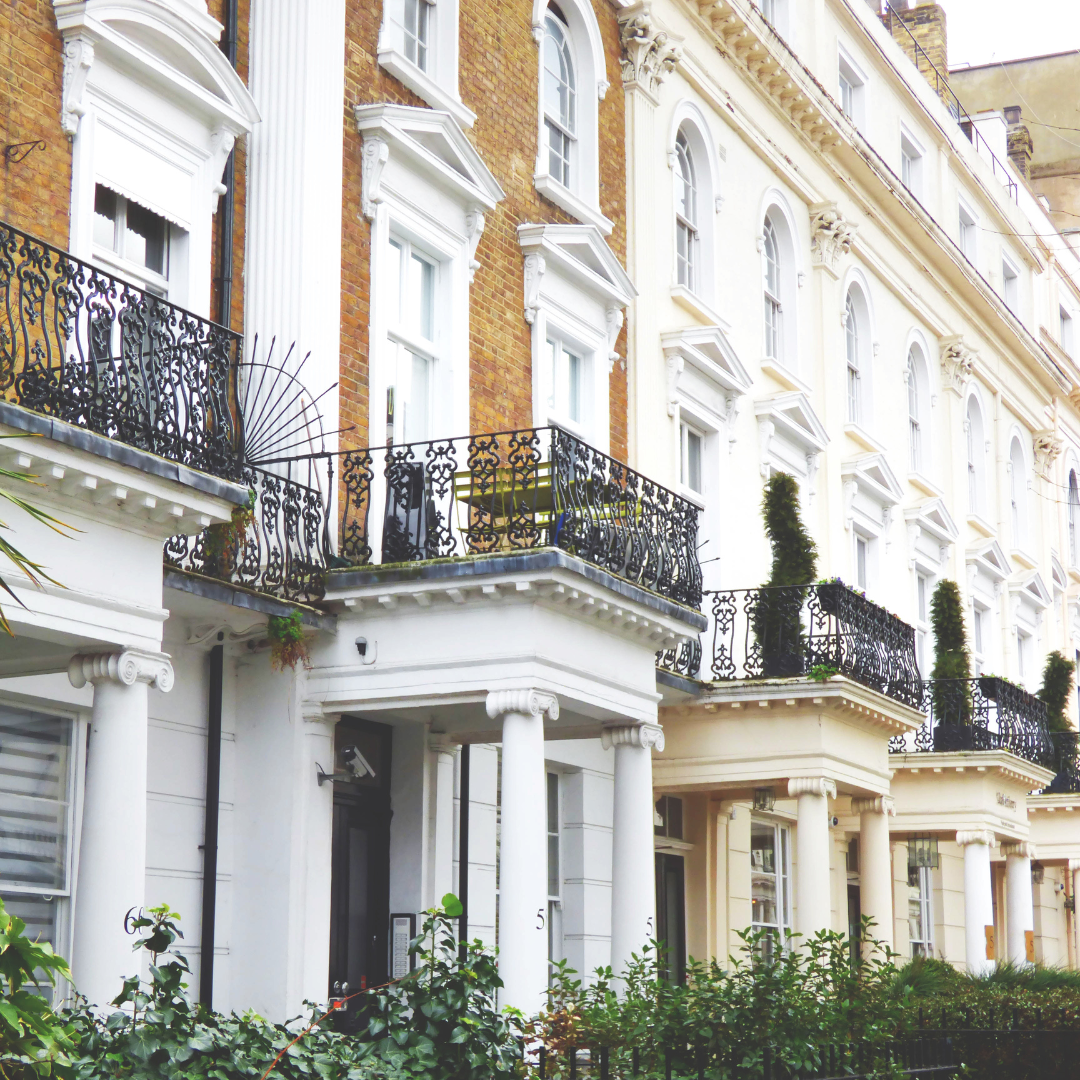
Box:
1017, 627, 1032, 686
900, 126, 924, 199
908, 863, 935, 958
674, 130, 699, 295
544, 327, 591, 435
837, 45, 868, 131
1001, 254, 1020, 312
854, 529, 875, 593
845, 293, 861, 425
972, 603, 988, 676
915, 570, 931, 674
532, 0, 611, 234
760, 0, 790, 37
1061, 305, 1074, 356
750, 816, 792, 955
92, 185, 175, 298
679, 418, 706, 497
958, 198, 978, 262
760, 199, 800, 375
841, 276, 874, 433
907, 349, 923, 473
546, 770, 563, 972
1069, 469, 1080, 567
966, 394, 987, 518
1009, 435, 1029, 555
378, 0, 474, 128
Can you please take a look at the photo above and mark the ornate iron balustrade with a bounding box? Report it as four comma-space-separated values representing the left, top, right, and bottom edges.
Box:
659, 582, 922, 708
337, 426, 702, 607
889, 677, 1056, 769
165, 457, 330, 604
1044, 731, 1080, 794
0, 221, 241, 478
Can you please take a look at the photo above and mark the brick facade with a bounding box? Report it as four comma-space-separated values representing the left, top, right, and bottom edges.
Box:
340, 0, 628, 461
0, 0, 72, 248
883, 4, 951, 108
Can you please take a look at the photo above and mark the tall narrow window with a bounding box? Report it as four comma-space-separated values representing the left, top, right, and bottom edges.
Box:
907, 863, 934, 957
546, 772, 562, 973
674, 131, 698, 293
1061, 306, 1074, 356
546, 333, 585, 427
966, 398, 985, 514
972, 606, 985, 676
1002, 257, 1019, 311
1017, 629, 1031, 684
1010, 437, 1027, 551
837, 51, 866, 129
845, 293, 861, 424
751, 819, 791, 961
916, 572, 930, 673
680, 421, 703, 494
855, 534, 869, 591
1069, 471, 1079, 566
959, 202, 977, 260
402, 0, 432, 71
543, 10, 576, 189
763, 219, 782, 360
386, 236, 437, 445
907, 353, 922, 472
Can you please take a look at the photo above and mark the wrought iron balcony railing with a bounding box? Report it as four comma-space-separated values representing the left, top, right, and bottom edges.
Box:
0, 221, 241, 479
889, 677, 1056, 769
1044, 731, 1080, 794
336, 425, 702, 607
165, 457, 330, 604
657, 582, 923, 708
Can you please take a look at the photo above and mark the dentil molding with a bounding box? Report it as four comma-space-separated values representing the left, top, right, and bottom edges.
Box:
68, 649, 174, 692
485, 688, 560, 722
601, 722, 665, 751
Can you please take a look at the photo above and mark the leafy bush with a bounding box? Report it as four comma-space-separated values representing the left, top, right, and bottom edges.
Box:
1039, 650, 1076, 733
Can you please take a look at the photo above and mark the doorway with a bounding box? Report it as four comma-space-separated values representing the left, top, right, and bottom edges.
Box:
328, 718, 393, 1022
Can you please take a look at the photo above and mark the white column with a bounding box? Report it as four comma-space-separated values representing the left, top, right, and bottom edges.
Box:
68, 650, 173, 1008
430, 735, 459, 906
1071, 860, 1080, 970
852, 796, 895, 953
957, 829, 997, 977
602, 722, 664, 982
788, 778, 837, 939
1003, 842, 1035, 967
486, 689, 558, 1015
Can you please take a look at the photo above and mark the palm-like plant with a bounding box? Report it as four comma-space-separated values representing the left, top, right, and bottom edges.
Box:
0, 435, 73, 635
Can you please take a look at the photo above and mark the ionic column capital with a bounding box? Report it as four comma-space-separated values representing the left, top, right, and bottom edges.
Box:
601, 722, 665, 752
1001, 841, 1036, 859
788, 777, 837, 799
852, 795, 895, 816
956, 829, 997, 848
429, 733, 460, 756
485, 688, 559, 722
69, 650, 174, 693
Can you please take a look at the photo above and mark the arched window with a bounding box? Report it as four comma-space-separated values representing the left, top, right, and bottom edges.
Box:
543, 9, 576, 188
907, 351, 921, 472
966, 396, 986, 514
845, 293, 861, 424
1010, 436, 1028, 551
674, 130, 698, 292
763, 218, 782, 359
1069, 470, 1079, 566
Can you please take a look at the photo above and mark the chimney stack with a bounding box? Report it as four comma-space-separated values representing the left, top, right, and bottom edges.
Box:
1005, 107, 1033, 179
883, 3, 951, 106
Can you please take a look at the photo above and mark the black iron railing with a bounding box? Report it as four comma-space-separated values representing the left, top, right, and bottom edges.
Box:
889, 677, 1055, 769
0, 221, 241, 479
658, 582, 922, 708
1044, 731, 1080, 793
165, 457, 330, 604
336, 426, 702, 607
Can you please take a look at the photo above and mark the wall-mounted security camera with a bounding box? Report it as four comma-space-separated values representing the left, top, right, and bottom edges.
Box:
354, 636, 377, 666
831, 816, 840, 827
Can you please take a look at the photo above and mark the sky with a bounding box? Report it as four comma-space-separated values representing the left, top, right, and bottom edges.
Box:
944, 0, 1080, 69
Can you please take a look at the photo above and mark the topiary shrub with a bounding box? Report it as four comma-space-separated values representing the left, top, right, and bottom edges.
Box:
754, 473, 818, 678
1039, 650, 1076, 734
930, 579, 971, 727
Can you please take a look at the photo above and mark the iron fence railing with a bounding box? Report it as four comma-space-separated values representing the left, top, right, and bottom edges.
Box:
1045, 730, 1080, 793
880, 1, 1018, 203
165, 457, 330, 604
0, 220, 242, 479
889, 677, 1055, 768
336, 426, 702, 607
657, 582, 922, 709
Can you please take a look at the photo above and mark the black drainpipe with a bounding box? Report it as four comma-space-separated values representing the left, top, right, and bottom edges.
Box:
457, 744, 470, 960
200, 636, 225, 1006
200, 0, 238, 1010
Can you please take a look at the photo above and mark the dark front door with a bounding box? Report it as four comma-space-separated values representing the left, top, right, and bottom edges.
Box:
328, 718, 392, 1021
655, 852, 686, 984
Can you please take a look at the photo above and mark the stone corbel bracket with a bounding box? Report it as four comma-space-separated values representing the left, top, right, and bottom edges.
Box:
361, 136, 390, 221
618, 2, 684, 103
1033, 429, 1063, 480
61, 32, 95, 138
523, 253, 546, 325
465, 210, 486, 283
940, 335, 977, 395
809, 201, 856, 276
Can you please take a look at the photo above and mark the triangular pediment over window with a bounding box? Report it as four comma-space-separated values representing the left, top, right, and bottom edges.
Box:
967, 538, 1011, 583
661, 326, 752, 396
1011, 570, 1052, 610
356, 103, 506, 210
905, 497, 959, 546
841, 453, 903, 507
517, 223, 635, 308
755, 392, 828, 455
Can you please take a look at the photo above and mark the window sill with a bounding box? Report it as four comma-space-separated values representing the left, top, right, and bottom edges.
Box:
908, 471, 942, 498
967, 512, 996, 539
533, 173, 613, 236
760, 357, 809, 394
377, 49, 476, 129
654, 836, 694, 853
843, 422, 885, 454
678, 484, 707, 510
671, 285, 724, 327
1010, 547, 1038, 571
1068, 566, 1080, 586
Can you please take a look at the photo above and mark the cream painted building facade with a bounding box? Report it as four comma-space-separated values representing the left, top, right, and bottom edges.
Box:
621, 0, 1080, 975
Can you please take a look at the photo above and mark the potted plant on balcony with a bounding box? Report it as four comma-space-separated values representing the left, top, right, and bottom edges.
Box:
816, 576, 852, 617
929, 579, 973, 751
755, 473, 818, 678
1038, 650, 1075, 733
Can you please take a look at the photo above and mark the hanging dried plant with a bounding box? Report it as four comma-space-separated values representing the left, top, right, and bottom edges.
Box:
203, 489, 256, 577
267, 611, 311, 671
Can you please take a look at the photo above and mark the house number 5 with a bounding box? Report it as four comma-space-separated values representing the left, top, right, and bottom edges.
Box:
537, 908, 546, 929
